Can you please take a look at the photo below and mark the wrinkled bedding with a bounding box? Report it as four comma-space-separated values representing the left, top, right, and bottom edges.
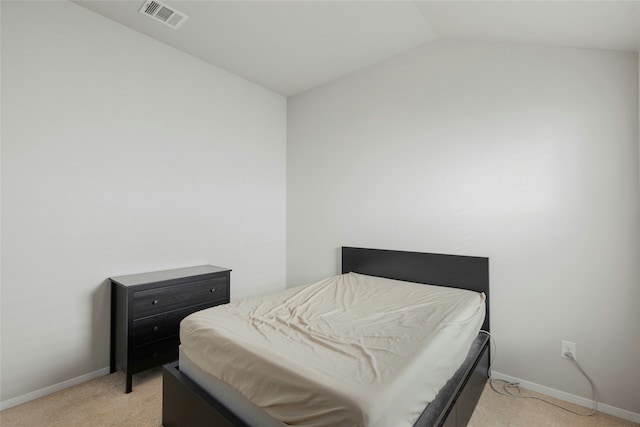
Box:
180, 272, 485, 427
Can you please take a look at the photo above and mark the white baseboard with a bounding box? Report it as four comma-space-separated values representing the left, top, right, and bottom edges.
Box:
0, 367, 111, 411
491, 370, 640, 424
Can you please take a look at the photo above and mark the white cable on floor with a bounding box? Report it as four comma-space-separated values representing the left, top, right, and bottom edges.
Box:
479, 330, 597, 417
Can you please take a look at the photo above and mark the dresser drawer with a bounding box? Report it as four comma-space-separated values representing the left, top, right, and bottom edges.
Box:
133, 277, 228, 319
132, 303, 213, 346
130, 336, 179, 372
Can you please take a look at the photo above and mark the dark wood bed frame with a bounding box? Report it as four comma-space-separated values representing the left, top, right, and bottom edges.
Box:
162, 247, 490, 427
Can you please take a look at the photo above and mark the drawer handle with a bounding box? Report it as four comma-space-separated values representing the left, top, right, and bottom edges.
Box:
210, 289, 216, 293
152, 326, 159, 332
152, 300, 159, 305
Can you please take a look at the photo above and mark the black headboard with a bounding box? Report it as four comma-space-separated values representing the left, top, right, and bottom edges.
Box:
341, 247, 489, 331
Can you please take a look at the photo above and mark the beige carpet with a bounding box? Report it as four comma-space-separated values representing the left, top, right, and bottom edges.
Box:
1, 369, 637, 427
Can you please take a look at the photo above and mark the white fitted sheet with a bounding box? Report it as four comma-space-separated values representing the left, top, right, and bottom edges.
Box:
179, 346, 283, 427
180, 273, 486, 427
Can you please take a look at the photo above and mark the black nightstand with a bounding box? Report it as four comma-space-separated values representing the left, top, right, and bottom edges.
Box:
110, 265, 231, 393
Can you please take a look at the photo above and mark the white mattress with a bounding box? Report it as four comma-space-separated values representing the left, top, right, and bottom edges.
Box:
180, 272, 486, 427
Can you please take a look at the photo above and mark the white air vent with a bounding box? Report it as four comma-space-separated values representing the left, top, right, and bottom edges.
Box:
139, 0, 188, 29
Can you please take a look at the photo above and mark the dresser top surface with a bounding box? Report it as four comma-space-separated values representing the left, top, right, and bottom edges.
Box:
110, 265, 231, 287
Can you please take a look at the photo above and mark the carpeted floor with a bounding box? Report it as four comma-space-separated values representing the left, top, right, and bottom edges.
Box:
1, 369, 637, 427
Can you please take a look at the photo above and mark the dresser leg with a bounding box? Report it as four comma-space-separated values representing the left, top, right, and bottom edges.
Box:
110, 282, 117, 374
126, 373, 133, 393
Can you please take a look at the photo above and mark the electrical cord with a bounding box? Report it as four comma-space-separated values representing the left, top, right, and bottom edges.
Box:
479, 330, 597, 417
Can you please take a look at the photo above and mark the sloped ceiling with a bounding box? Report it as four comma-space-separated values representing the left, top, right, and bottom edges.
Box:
74, 1, 640, 96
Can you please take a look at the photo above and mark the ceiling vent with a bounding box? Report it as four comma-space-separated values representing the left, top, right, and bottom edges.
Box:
139, 0, 188, 29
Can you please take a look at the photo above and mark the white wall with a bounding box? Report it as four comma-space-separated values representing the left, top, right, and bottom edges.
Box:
1, 1, 286, 404
288, 40, 640, 415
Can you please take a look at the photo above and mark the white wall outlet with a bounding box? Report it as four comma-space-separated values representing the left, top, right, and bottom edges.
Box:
562, 340, 576, 360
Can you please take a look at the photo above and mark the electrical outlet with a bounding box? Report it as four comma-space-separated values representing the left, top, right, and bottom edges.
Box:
562, 340, 576, 360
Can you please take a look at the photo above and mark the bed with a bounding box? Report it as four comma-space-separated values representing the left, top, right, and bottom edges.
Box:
162, 247, 490, 427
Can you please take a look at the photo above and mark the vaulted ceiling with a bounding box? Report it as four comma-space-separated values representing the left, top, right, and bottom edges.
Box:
74, 1, 640, 96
